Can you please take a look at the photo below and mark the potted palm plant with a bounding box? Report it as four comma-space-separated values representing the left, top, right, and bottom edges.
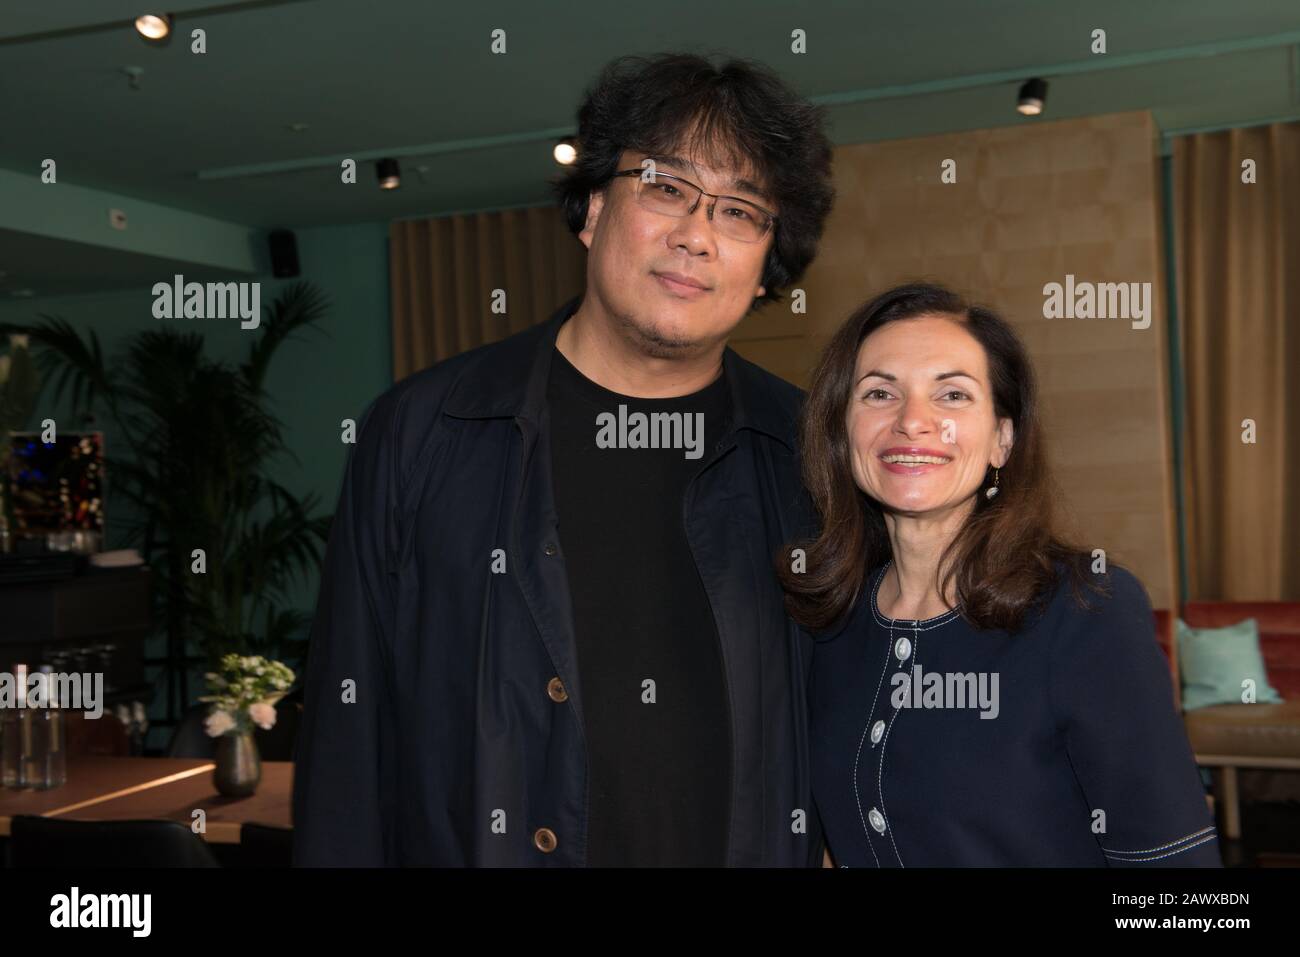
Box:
0, 282, 333, 729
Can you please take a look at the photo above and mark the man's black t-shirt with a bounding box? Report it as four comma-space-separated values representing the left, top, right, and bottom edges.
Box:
546, 342, 733, 866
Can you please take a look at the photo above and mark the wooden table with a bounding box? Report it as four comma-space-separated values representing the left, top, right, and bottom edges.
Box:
0, 756, 292, 844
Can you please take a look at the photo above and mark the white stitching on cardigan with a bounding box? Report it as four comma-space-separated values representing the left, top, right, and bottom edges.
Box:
876, 617, 918, 868
851, 565, 893, 869
852, 720, 882, 869
1102, 832, 1218, 862
854, 563, 959, 868
867, 559, 960, 867
870, 559, 963, 630
1101, 825, 1217, 855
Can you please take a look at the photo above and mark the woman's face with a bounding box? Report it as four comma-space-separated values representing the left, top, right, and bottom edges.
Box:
846, 314, 1014, 518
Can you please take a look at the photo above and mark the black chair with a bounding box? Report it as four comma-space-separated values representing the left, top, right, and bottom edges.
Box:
166, 687, 303, 761
240, 823, 293, 867
10, 816, 221, 867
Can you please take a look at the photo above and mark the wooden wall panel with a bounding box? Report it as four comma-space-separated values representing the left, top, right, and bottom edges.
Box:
730, 110, 1178, 608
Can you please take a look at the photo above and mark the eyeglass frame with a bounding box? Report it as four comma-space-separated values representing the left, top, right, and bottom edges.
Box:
609, 168, 779, 242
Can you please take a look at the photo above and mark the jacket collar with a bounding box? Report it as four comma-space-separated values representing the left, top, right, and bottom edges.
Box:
443, 294, 798, 451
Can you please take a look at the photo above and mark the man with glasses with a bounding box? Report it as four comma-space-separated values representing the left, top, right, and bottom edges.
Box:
294, 52, 836, 867
609, 159, 778, 244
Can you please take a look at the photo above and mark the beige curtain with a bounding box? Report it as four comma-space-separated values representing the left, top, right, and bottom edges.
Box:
389, 205, 586, 379
1174, 122, 1300, 601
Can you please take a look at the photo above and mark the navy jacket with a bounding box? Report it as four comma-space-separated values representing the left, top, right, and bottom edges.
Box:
811, 560, 1221, 867
292, 295, 825, 866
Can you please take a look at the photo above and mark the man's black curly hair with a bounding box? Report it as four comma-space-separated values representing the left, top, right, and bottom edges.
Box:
552, 52, 836, 309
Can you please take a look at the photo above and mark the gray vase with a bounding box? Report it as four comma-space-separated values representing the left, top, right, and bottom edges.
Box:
214, 730, 261, 797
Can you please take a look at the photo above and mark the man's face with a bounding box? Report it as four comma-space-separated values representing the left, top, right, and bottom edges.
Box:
578, 146, 775, 359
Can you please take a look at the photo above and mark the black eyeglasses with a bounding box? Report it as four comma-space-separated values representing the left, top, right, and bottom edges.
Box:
610, 168, 777, 243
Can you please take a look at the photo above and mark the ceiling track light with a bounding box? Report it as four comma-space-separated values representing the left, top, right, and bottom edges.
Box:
376, 158, 401, 190
553, 137, 578, 165
1017, 77, 1048, 116
134, 14, 173, 42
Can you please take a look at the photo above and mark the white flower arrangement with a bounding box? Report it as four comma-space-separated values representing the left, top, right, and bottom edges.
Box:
199, 653, 295, 737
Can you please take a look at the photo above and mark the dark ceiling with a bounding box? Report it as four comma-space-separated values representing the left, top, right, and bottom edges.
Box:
1, 0, 1297, 294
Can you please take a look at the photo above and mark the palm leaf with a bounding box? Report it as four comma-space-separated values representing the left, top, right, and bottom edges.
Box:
4, 318, 116, 424
241, 281, 330, 392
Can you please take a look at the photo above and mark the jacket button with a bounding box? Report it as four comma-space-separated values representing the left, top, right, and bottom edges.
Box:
533, 827, 558, 853
546, 677, 568, 702
543, 542, 558, 556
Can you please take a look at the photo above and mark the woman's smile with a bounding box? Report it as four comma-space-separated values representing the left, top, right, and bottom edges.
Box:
879, 447, 953, 475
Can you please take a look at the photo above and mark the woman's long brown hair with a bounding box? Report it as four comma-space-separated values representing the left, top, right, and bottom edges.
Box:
778, 282, 1106, 634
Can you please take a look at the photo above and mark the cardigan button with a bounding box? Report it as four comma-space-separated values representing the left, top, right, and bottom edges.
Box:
894, 636, 912, 661
546, 677, 568, 702
870, 720, 885, 745
534, 827, 558, 852
868, 808, 886, 834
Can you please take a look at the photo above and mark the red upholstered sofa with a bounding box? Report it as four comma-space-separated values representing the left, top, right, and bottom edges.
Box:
1153, 603, 1300, 839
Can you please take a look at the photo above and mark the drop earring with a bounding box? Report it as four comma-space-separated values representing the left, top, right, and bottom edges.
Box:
985, 467, 1001, 500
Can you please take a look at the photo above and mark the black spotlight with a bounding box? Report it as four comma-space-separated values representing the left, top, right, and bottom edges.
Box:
376, 158, 401, 190
1017, 78, 1048, 116
134, 14, 173, 41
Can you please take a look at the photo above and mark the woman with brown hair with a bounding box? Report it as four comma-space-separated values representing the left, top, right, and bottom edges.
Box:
781, 282, 1219, 867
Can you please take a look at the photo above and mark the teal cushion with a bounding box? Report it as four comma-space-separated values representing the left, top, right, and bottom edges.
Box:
1176, 617, 1283, 710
